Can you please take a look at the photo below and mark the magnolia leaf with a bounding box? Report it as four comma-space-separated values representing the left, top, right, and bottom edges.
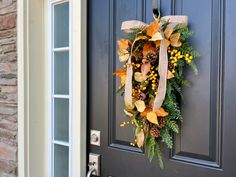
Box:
141, 63, 151, 75
164, 28, 173, 39
135, 100, 146, 112
147, 111, 158, 124
171, 41, 182, 47
146, 20, 160, 37
136, 130, 145, 148
149, 32, 163, 41
167, 70, 174, 79
134, 72, 147, 82
124, 109, 133, 117
156, 107, 169, 117
170, 33, 181, 43
118, 51, 130, 62
140, 107, 152, 117
165, 39, 171, 48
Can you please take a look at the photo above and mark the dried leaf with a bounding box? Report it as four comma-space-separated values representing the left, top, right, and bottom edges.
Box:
167, 70, 174, 79
136, 130, 144, 148
170, 41, 182, 47
140, 107, 152, 117
134, 72, 147, 82
117, 39, 131, 50
165, 39, 171, 48
141, 63, 151, 75
135, 100, 146, 112
113, 69, 126, 77
170, 33, 182, 47
118, 51, 130, 62
117, 39, 131, 62
114, 69, 126, 86
147, 111, 158, 125
142, 42, 156, 57
154, 40, 161, 47
170, 33, 180, 43
146, 20, 160, 37
164, 28, 173, 39
149, 32, 163, 41
156, 107, 169, 117
135, 35, 148, 42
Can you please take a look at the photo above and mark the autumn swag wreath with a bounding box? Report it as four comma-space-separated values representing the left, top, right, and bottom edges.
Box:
113, 14, 199, 169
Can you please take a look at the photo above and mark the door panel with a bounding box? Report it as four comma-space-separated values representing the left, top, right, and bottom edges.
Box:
88, 0, 236, 176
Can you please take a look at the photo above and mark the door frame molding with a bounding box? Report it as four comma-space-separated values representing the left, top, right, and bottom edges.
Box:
17, 0, 87, 176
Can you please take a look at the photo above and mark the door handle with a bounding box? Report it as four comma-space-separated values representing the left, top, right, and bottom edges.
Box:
86, 153, 101, 176
86, 163, 96, 177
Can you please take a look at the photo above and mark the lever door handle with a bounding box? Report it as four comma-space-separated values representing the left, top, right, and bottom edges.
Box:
86, 166, 96, 177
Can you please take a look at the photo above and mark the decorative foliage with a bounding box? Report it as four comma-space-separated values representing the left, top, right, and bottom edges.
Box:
114, 15, 199, 169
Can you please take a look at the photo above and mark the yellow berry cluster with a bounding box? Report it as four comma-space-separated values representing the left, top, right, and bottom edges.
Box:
148, 66, 158, 95
184, 53, 193, 63
168, 48, 193, 65
120, 120, 134, 127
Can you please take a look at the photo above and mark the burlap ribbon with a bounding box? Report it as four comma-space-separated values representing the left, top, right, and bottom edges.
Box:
122, 16, 188, 112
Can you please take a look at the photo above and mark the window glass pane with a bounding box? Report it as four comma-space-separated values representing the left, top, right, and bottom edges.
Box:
54, 145, 69, 177
54, 98, 69, 142
54, 2, 69, 48
54, 51, 69, 95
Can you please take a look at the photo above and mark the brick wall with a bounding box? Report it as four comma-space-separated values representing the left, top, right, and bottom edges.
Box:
0, 0, 17, 177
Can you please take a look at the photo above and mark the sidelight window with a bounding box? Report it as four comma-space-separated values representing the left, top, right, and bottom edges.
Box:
49, 1, 71, 177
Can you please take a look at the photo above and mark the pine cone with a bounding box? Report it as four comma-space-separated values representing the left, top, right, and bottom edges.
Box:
168, 62, 174, 70
136, 92, 146, 100
150, 128, 160, 138
146, 53, 158, 63
157, 118, 165, 129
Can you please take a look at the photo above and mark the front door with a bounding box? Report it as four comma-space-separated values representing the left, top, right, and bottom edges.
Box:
88, 0, 236, 177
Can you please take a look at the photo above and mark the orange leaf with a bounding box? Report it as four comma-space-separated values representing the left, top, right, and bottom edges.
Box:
117, 39, 131, 51
142, 42, 156, 57
164, 28, 173, 39
147, 111, 158, 124
146, 20, 160, 37
113, 69, 126, 77
140, 107, 152, 117
156, 107, 169, 117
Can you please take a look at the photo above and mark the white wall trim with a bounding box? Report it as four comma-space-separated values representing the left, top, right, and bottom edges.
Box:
17, 0, 27, 176
17, 0, 87, 176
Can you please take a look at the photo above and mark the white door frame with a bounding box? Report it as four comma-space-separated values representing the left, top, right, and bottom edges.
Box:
17, 0, 87, 176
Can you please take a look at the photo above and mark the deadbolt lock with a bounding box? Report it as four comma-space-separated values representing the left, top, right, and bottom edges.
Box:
90, 130, 101, 146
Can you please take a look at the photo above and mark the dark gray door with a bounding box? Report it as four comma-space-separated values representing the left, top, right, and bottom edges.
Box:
88, 0, 236, 177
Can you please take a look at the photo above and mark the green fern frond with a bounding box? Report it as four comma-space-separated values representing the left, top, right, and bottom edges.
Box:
166, 120, 179, 133
155, 142, 164, 170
